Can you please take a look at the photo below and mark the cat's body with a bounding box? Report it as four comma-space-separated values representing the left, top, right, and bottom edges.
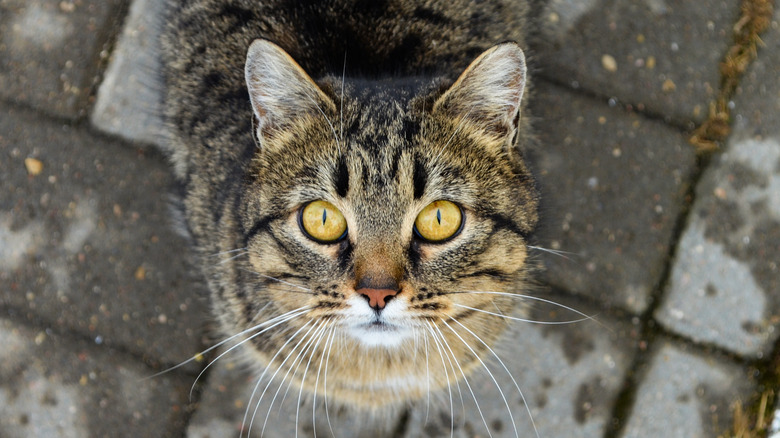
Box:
162, 0, 539, 415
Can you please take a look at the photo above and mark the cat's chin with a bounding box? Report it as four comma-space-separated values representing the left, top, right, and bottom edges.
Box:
347, 322, 413, 348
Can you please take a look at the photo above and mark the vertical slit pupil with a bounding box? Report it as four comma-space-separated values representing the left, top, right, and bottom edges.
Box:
436, 208, 441, 225
322, 208, 327, 225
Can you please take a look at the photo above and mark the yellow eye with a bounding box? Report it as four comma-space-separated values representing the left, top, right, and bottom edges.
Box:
300, 200, 348, 242
414, 200, 463, 242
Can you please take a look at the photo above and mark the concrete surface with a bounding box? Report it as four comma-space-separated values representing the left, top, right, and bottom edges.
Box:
1, 0, 778, 437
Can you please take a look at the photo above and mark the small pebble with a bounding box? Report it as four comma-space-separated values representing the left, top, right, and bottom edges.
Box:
24, 158, 43, 176
601, 54, 618, 72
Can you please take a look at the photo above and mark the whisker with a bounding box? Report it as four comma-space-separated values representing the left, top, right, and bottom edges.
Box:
431, 321, 492, 438
422, 329, 432, 425
453, 290, 597, 322
209, 247, 248, 257
143, 306, 309, 381
312, 325, 337, 438
454, 303, 592, 325
323, 325, 338, 437
296, 321, 332, 438
425, 321, 460, 438
240, 269, 314, 293
244, 319, 315, 437
306, 94, 341, 155
192, 308, 309, 401
441, 318, 515, 438
217, 250, 250, 265
527, 245, 579, 261
447, 316, 540, 438
260, 320, 324, 438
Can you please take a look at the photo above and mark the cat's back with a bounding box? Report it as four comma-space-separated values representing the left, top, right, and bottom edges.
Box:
164, 0, 529, 79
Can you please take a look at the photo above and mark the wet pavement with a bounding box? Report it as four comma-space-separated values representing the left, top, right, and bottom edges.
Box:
1, 0, 778, 437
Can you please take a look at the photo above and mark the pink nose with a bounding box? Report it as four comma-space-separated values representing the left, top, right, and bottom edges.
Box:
357, 288, 398, 309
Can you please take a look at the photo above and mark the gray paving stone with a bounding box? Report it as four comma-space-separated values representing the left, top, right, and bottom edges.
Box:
535, 0, 739, 126
0, 317, 193, 437
619, 340, 755, 438
530, 81, 698, 313
91, 0, 168, 149
655, 10, 780, 359
0, 0, 126, 119
187, 298, 635, 437
0, 102, 207, 368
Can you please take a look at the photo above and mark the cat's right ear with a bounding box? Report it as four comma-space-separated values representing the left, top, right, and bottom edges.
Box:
245, 39, 335, 145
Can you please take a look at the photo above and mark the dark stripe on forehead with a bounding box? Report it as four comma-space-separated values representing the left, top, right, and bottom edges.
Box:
413, 157, 427, 199
334, 155, 349, 197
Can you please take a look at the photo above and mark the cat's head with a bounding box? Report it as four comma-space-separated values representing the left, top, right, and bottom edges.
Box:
229, 39, 538, 405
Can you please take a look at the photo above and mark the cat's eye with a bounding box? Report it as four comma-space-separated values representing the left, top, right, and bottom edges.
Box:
414, 200, 463, 242
299, 200, 348, 243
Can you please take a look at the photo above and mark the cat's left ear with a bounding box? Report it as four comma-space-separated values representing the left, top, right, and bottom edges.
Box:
433, 42, 527, 147
245, 39, 336, 145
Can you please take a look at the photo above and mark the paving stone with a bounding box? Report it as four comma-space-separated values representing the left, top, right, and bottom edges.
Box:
0, 0, 127, 119
91, 0, 168, 149
187, 297, 635, 437
534, 0, 739, 126
619, 340, 755, 438
530, 81, 698, 314
0, 102, 207, 368
0, 317, 193, 437
655, 11, 780, 359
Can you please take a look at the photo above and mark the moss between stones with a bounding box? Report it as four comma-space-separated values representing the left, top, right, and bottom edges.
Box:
689, 0, 774, 153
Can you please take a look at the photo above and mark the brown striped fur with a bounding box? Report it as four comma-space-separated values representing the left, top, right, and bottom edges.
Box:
162, 0, 539, 413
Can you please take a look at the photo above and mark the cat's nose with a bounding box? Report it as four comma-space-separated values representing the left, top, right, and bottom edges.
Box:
357, 288, 398, 310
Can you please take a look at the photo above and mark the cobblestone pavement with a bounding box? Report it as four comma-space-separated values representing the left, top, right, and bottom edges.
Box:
1, 0, 779, 437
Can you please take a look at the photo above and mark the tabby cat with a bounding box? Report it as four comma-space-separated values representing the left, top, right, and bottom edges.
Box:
161, 0, 540, 429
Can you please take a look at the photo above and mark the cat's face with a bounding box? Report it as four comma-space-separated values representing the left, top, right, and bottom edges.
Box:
224, 40, 538, 406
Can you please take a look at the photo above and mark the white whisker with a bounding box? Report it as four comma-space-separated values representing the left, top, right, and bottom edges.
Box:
441, 318, 514, 438
209, 247, 248, 257
143, 306, 309, 382
447, 316, 540, 438
425, 321, 460, 438
528, 245, 579, 260
323, 326, 338, 437
422, 329, 432, 425
431, 321, 492, 438
455, 303, 592, 325
195, 308, 308, 402
312, 325, 337, 438
296, 321, 332, 438
244, 319, 314, 437
456, 290, 596, 322
307, 94, 341, 155
218, 250, 250, 264
260, 320, 324, 437
240, 269, 313, 293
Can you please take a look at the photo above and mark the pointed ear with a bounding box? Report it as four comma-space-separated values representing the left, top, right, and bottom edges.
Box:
245, 39, 335, 144
433, 42, 527, 143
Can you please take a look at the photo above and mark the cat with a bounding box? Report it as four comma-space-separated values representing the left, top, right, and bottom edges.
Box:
161, 0, 541, 431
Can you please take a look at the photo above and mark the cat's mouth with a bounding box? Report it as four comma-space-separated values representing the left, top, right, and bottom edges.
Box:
348, 319, 412, 347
